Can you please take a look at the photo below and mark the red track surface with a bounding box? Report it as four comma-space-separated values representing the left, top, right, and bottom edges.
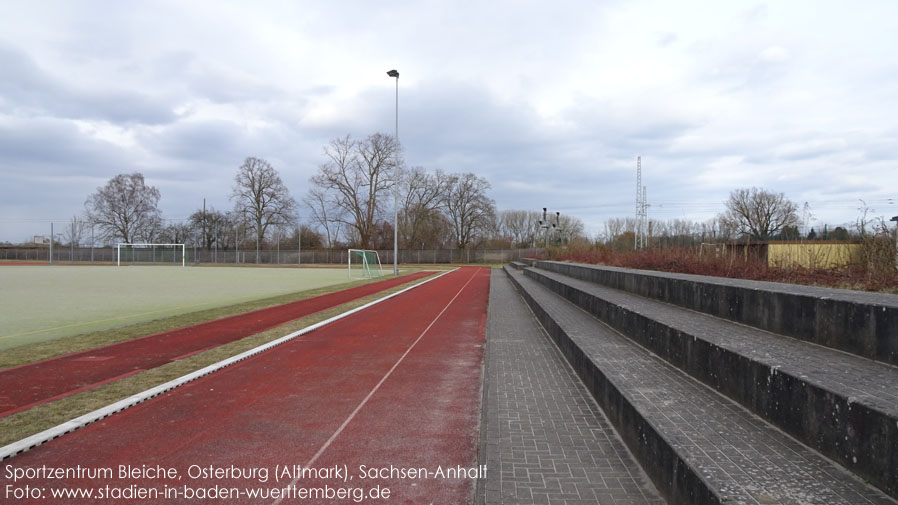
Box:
2, 267, 489, 505
0, 271, 435, 418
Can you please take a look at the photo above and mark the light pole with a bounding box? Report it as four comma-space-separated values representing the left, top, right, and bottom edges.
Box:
387, 69, 399, 275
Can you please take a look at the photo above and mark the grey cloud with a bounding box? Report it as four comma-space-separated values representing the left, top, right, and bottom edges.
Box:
149, 51, 289, 105
137, 119, 248, 164
0, 117, 131, 175
0, 44, 176, 124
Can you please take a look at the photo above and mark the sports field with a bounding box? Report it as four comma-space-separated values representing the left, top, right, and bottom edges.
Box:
0, 265, 363, 350
2, 267, 489, 504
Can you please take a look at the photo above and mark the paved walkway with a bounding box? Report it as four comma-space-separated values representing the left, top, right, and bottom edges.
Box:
479, 269, 663, 505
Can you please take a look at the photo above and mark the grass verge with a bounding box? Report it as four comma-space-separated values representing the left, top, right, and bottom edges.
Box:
0, 271, 442, 447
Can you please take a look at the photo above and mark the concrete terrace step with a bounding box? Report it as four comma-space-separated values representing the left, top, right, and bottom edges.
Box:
505, 266, 896, 505
530, 260, 898, 366
522, 265, 898, 500
509, 261, 528, 270
479, 270, 664, 505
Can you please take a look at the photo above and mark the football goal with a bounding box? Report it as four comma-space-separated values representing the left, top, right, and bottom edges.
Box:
348, 249, 385, 280
116, 243, 186, 267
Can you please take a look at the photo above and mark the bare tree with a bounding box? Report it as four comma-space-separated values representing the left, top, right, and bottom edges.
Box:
723, 187, 798, 240
556, 214, 585, 243
158, 222, 193, 244
134, 215, 164, 243
189, 207, 230, 250
310, 133, 401, 248
400, 167, 450, 247
62, 215, 86, 247
231, 157, 297, 261
304, 187, 344, 248
444, 173, 496, 249
85, 173, 162, 243
499, 210, 531, 247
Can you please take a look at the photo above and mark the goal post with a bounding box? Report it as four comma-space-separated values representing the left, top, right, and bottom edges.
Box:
116, 243, 186, 267
348, 249, 385, 280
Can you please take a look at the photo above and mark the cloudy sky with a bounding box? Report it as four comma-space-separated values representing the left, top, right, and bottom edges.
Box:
1, 0, 896, 243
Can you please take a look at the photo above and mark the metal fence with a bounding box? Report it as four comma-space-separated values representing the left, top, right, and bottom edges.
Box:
0, 247, 543, 265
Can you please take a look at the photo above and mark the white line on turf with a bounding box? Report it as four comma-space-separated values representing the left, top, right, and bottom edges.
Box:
271, 268, 480, 505
0, 268, 458, 461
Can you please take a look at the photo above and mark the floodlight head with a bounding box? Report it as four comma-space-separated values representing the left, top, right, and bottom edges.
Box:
891, 215, 898, 222
387, 69, 399, 78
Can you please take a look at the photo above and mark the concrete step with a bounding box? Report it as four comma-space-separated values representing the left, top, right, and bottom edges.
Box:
509, 260, 528, 270
529, 260, 898, 366
479, 270, 664, 505
505, 266, 897, 505
521, 264, 898, 501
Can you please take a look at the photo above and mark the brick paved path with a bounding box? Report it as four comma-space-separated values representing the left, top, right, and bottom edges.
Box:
478, 269, 664, 505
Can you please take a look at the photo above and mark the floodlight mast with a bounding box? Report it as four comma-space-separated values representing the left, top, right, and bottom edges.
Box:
387, 69, 399, 275
539, 208, 550, 248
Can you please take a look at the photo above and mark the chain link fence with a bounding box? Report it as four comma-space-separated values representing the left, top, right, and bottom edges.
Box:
0, 247, 543, 265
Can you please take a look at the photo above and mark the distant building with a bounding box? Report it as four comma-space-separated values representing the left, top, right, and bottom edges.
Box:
727, 241, 861, 269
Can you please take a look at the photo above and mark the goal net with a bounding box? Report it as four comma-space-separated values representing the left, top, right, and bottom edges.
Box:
348, 249, 384, 280
116, 243, 186, 266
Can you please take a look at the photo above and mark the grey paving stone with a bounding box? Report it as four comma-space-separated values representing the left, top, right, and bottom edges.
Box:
478, 269, 664, 505
507, 267, 897, 505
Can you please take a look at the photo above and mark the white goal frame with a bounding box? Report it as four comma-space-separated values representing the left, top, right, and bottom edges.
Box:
116, 243, 186, 267
347, 249, 384, 280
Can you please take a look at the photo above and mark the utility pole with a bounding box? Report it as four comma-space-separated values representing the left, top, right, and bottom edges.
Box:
635, 157, 649, 249
49, 222, 53, 264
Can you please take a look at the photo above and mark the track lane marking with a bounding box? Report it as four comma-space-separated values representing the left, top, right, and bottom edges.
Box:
271, 268, 481, 505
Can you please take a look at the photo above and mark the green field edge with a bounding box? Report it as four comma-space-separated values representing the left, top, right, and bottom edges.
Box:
0, 271, 443, 447
0, 268, 441, 370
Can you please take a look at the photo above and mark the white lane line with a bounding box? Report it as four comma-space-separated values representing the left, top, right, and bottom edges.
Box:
0, 269, 457, 462
271, 268, 480, 505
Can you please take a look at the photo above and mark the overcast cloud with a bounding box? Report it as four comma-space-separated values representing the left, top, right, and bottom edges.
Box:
1, 0, 896, 242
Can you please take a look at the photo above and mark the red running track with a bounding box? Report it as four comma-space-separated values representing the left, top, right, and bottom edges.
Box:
0, 271, 435, 418
1, 266, 490, 505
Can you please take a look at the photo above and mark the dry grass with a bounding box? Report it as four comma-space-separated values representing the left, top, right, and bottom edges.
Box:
552, 246, 898, 293
0, 272, 440, 446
